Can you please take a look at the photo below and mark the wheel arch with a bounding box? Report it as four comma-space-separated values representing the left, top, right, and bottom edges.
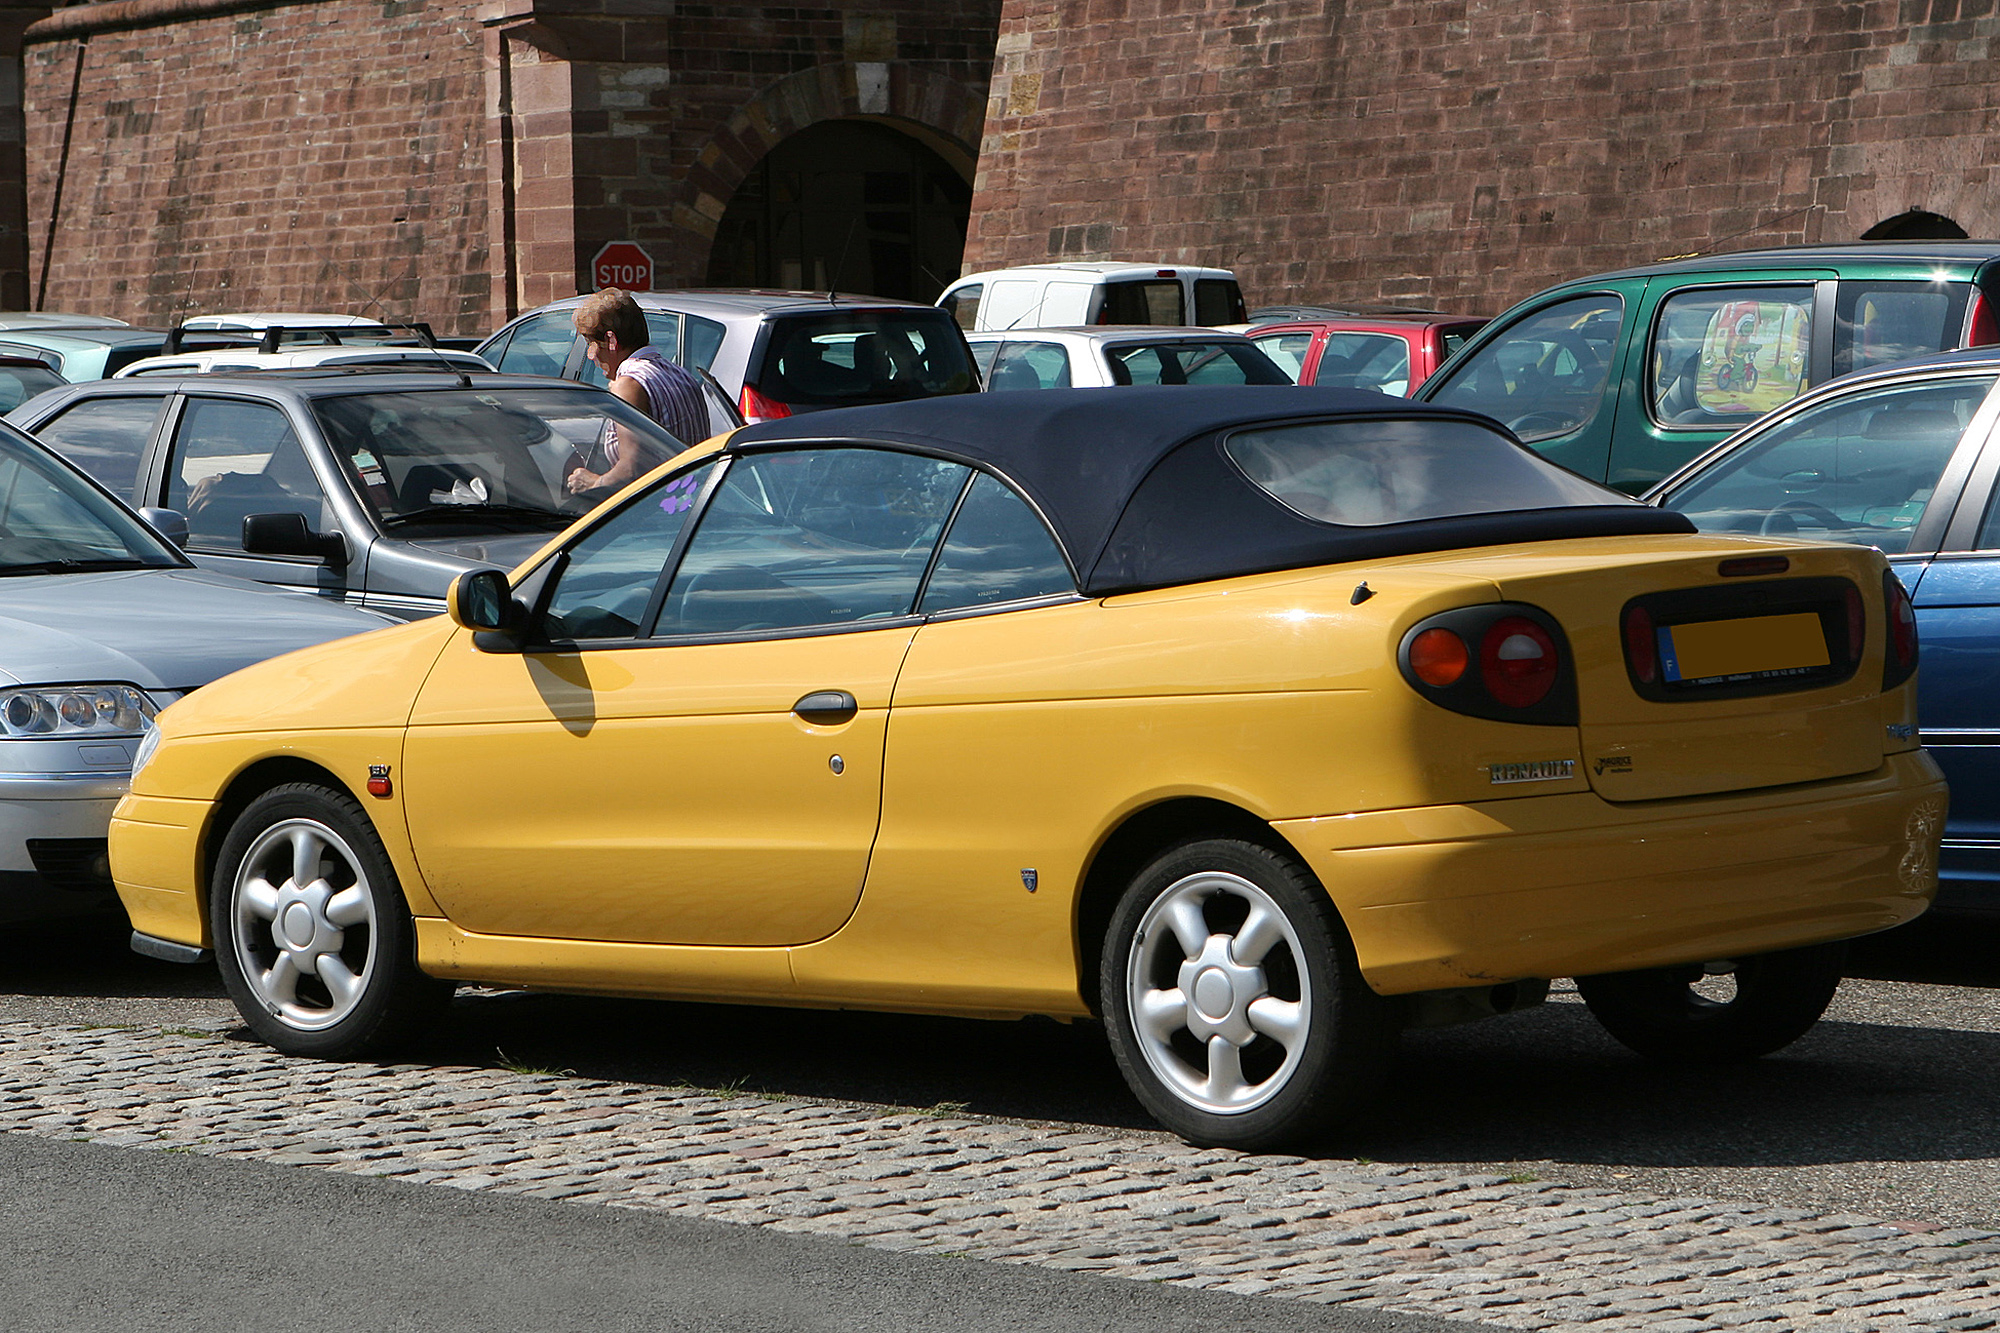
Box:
1073, 796, 1315, 1016
201, 756, 365, 907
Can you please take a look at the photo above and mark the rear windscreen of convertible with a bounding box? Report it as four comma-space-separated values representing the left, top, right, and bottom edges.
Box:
1223, 418, 1614, 526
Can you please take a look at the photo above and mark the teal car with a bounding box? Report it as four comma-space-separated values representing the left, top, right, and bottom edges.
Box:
0, 327, 174, 383
1417, 242, 2000, 492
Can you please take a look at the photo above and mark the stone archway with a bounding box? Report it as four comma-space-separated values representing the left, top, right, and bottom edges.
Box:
667, 62, 985, 295
1862, 209, 1969, 241
706, 119, 971, 302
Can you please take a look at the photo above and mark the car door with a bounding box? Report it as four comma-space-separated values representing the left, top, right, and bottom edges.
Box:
485, 309, 581, 379
1419, 284, 1643, 483
400, 444, 973, 946
157, 393, 357, 599
1609, 271, 1833, 493
18, 392, 169, 503
1906, 394, 2000, 902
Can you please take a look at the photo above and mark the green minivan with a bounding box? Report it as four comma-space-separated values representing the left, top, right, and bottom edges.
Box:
1416, 242, 2000, 492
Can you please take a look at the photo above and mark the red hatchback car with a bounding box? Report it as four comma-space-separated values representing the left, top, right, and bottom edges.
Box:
1248, 314, 1487, 396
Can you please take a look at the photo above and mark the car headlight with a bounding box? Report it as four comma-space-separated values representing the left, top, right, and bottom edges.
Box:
0, 684, 161, 737
130, 722, 165, 782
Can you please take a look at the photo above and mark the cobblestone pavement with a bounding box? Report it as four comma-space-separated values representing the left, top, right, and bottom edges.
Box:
6, 1017, 2000, 1332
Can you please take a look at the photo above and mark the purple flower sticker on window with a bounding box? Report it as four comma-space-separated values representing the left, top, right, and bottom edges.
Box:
660, 473, 701, 515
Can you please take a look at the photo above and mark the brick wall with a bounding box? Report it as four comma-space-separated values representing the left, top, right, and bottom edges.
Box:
15, 0, 999, 333
25, 0, 492, 334
553, 1, 1000, 292
965, 0, 2000, 314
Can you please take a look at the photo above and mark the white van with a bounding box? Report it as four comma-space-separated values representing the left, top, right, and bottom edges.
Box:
938, 263, 1246, 332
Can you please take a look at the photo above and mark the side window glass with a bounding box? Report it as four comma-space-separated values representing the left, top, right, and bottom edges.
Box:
1662, 376, 1996, 555
969, 340, 1001, 382
642, 312, 683, 361
167, 399, 330, 552
940, 284, 983, 332
494, 311, 578, 379
31, 395, 164, 497
1425, 295, 1622, 443
1835, 281, 1974, 379
684, 315, 725, 371
1109, 345, 1170, 385
1650, 286, 1813, 430
921, 474, 1074, 612
987, 341, 1070, 390
1313, 333, 1413, 395
1251, 333, 1313, 383
542, 462, 716, 641
660, 449, 969, 636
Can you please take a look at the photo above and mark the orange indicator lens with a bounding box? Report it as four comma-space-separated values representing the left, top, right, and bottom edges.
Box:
1409, 627, 1469, 686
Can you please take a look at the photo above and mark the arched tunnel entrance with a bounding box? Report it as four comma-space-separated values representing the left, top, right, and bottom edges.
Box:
707, 119, 973, 303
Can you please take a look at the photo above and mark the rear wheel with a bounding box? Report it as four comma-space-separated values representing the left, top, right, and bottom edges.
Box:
1101, 838, 1395, 1149
211, 783, 452, 1058
1576, 942, 1845, 1064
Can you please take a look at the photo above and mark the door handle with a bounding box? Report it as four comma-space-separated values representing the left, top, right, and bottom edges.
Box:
792, 690, 858, 725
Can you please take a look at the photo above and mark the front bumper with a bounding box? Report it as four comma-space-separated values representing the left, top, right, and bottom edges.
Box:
106, 790, 210, 947
0, 769, 130, 923
1278, 749, 1947, 995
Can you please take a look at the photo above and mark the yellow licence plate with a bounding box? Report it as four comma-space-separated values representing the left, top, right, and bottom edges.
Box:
1660, 611, 1830, 684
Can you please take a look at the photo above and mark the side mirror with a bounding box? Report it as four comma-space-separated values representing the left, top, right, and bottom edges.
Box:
136, 507, 188, 548
448, 568, 527, 647
242, 512, 347, 564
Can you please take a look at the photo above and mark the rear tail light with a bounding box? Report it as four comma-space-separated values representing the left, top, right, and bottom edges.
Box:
738, 383, 793, 424
1969, 291, 1999, 347
1481, 617, 1559, 708
1844, 582, 1866, 665
1398, 604, 1575, 725
1883, 570, 1919, 689
1622, 605, 1657, 685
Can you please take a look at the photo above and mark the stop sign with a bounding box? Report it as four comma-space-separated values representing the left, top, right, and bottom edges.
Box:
591, 241, 653, 292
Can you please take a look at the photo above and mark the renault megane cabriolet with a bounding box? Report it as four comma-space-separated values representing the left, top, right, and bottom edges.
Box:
109, 387, 1945, 1148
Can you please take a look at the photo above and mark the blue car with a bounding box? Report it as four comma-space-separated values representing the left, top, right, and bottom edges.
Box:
1651, 347, 2000, 914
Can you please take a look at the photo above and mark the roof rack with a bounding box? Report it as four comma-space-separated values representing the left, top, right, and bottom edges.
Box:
164, 321, 442, 356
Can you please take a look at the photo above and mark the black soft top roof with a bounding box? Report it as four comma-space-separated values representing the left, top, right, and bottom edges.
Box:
730, 386, 1692, 595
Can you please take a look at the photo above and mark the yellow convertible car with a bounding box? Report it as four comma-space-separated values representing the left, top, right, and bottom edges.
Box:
110, 387, 1945, 1149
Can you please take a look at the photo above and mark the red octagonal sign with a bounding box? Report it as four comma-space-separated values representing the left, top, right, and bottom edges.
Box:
592, 241, 653, 292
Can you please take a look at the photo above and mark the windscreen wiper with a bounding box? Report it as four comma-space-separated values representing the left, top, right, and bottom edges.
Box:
379, 503, 570, 529
0, 558, 164, 577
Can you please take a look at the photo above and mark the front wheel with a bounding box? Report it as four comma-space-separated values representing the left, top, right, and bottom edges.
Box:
211, 783, 452, 1058
1575, 942, 1845, 1064
1101, 838, 1395, 1149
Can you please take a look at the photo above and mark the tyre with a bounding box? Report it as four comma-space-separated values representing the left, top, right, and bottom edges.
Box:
1575, 942, 1845, 1064
1100, 838, 1396, 1150
210, 782, 453, 1058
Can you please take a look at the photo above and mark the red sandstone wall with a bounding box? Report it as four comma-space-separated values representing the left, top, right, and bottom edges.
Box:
555, 2, 1001, 290
24, 0, 492, 333
965, 0, 2000, 314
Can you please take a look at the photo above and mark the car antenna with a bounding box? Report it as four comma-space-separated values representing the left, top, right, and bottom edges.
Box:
826, 216, 861, 304
306, 242, 473, 388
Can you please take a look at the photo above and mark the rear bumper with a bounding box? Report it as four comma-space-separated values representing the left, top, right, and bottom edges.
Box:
1277, 750, 1946, 995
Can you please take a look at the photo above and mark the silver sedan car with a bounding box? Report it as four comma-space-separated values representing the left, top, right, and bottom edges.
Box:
0, 420, 389, 925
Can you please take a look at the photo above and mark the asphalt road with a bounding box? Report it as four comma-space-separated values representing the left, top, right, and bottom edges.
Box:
0, 1131, 1490, 1333
6, 912, 2000, 1230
